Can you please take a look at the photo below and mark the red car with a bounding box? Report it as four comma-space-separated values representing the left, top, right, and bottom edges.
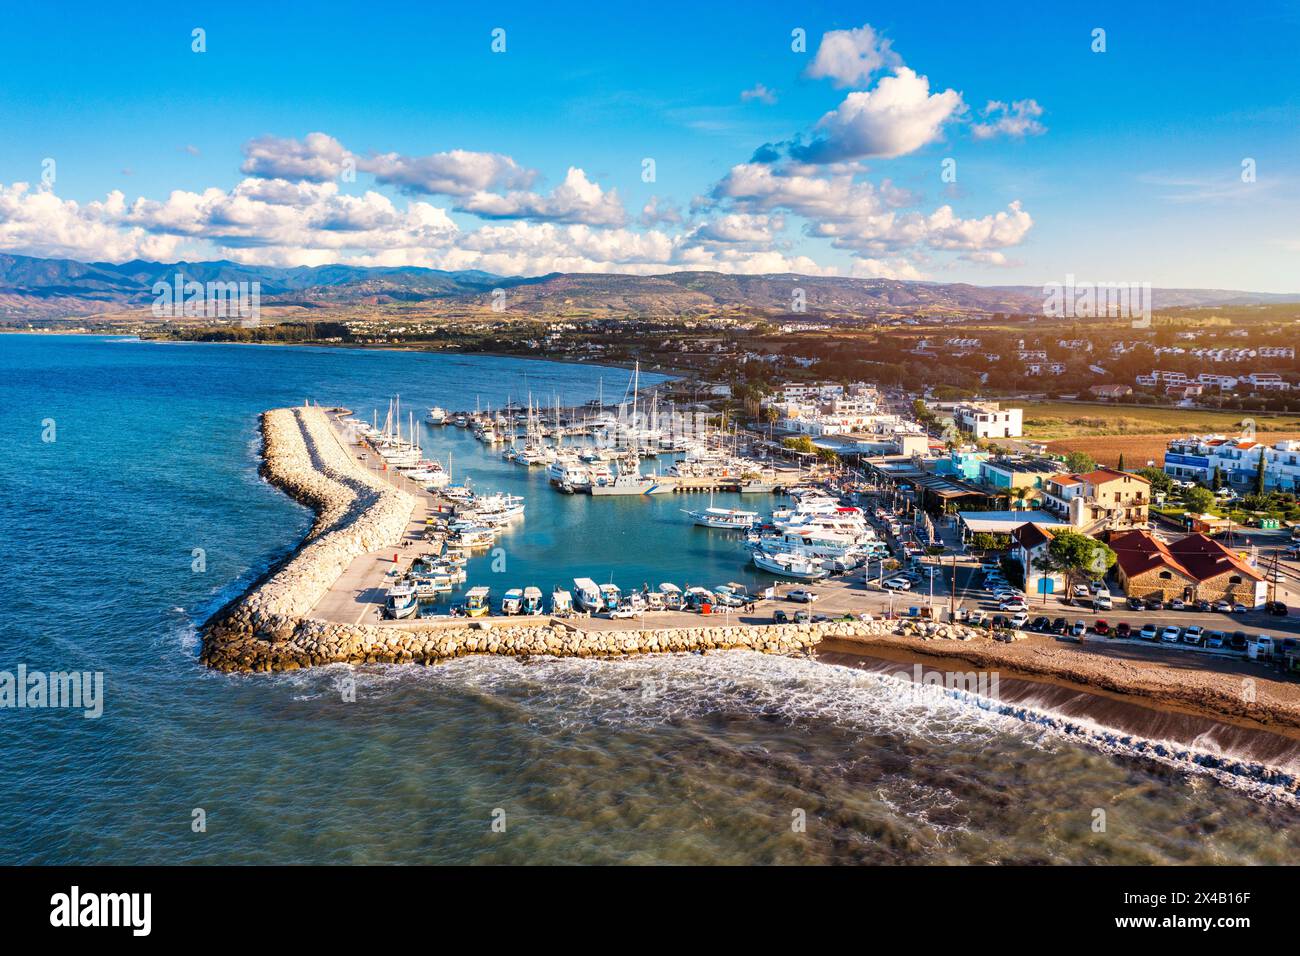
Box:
1092, 619, 1112, 636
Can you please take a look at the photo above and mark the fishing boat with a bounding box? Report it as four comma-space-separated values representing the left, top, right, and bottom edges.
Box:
645, 590, 665, 611
683, 586, 715, 612
550, 587, 574, 616
522, 586, 543, 615
752, 549, 830, 581
501, 588, 524, 615
465, 586, 491, 617
385, 582, 418, 619
657, 582, 683, 610
573, 577, 602, 612
599, 583, 621, 612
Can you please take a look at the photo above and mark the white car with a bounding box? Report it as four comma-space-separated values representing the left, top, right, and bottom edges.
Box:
1160, 626, 1182, 644
999, 598, 1028, 612
884, 577, 912, 590
1008, 611, 1030, 628
1182, 625, 1204, 645
786, 589, 818, 603
1072, 584, 1091, 598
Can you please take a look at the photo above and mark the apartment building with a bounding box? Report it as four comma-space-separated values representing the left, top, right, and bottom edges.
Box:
953, 401, 1023, 439
1164, 435, 1300, 491
1041, 468, 1151, 531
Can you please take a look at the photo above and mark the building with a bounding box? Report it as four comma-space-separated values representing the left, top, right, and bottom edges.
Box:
933, 449, 990, 482
954, 402, 1023, 439
978, 457, 1060, 492
1163, 435, 1300, 492
1011, 522, 1066, 597
1040, 468, 1150, 531
1108, 530, 1266, 606
1089, 383, 1133, 399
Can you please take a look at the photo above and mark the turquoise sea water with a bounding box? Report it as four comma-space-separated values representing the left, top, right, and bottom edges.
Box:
2, 333, 1299, 865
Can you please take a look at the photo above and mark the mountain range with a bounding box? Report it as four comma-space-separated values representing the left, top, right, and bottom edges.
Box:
3, 252, 1298, 322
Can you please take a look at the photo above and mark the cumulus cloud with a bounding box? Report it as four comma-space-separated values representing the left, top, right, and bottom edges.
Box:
0, 183, 183, 261
241, 132, 352, 182
687, 213, 784, 246
639, 195, 683, 227
971, 99, 1046, 140
805, 24, 901, 88
791, 68, 964, 162
740, 83, 777, 105
361, 148, 536, 196
851, 257, 927, 280
455, 167, 628, 227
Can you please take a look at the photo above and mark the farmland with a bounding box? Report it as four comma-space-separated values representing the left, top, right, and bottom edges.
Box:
1020, 401, 1300, 442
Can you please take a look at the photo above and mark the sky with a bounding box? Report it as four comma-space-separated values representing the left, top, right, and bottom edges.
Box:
1, 1, 1297, 290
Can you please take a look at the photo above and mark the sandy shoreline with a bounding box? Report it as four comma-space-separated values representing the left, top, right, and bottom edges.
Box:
815, 630, 1300, 741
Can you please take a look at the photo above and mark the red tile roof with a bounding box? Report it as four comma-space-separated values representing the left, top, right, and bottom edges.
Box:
1108, 530, 1262, 584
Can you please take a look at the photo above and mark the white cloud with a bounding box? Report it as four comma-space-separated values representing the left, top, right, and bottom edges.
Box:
851, 257, 927, 280
971, 99, 1046, 140
456, 167, 628, 227
740, 83, 777, 105
241, 132, 351, 182
361, 148, 536, 196
687, 213, 784, 245
805, 24, 901, 88
0, 183, 183, 261
791, 68, 965, 162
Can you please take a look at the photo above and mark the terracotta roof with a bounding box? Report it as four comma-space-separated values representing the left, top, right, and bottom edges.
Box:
1108, 530, 1263, 584
1012, 522, 1055, 549
1048, 474, 1083, 485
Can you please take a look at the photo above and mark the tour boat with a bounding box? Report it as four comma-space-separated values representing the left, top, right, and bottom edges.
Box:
752, 549, 830, 581
501, 588, 524, 615
385, 583, 418, 619
573, 577, 602, 612
426, 406, 448, 425
684, 505, 759, 529
465, 586, 491, 617
522, 586, 543, 615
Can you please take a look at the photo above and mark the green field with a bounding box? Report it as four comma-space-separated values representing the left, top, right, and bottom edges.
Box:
1020, 401, 1300, 441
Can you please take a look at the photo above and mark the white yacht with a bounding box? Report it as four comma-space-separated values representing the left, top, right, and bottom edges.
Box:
426, 406, 447, 425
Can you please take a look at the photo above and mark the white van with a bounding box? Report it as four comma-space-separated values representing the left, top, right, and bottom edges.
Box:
1093, 592, 1113, 611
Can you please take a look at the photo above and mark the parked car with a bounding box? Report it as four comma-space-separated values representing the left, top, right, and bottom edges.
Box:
999, 598, 1028, 612
884, 577, 912, 590
1009, 611, 1030, 629
1182, 625, 1204, 645
1093, 619, 1111, 636
1205, 630, 1226, 649
1160, 626, 1182, 644
1114, 622, 1132, 639
1072, 584, 1091, 599
1093, 594, 1113, 611
1127, 597, 1144, 612
1168, 598, 1187, 611
1031, 616, 1052, 632
1144, 596, 1164, 610
1213, 600, 1233, 613
991, 614, 1008, 630
786, 589, 818, 603
772, 609, 790, 624
1230, 631, 1248, 651
793, 609, 811, 624
1070, 620, 1087, 637
1139, 623, 1159, 640
1265, 601, 1288, 616
1232, 603, 1249, 614
1193, 599, 1211, 613
967, 610, 988, 626
1051, 617, 1069, 634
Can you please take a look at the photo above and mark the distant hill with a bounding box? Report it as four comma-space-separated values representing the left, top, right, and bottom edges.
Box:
1, 252, 1297, 321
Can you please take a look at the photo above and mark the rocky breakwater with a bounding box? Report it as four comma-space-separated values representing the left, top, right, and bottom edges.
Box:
201, 406, 418, 669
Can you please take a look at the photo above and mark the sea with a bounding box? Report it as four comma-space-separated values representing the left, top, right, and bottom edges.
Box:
1, 333, 1298, 864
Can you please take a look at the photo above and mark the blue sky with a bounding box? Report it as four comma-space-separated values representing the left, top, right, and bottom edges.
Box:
1, 1, 1297, 289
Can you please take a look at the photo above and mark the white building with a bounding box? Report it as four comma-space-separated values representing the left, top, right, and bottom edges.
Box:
954, 402, 1023, 439
1164, 435, 1300, 491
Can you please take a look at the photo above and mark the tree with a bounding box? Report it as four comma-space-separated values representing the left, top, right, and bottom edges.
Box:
1137, 466, 1174, 495
1116, 453, 1126, 472
1182, 485, 1216, 515
1254, 450, 1268, 496
1046, 531, 1117, 607
1211, 465, 1223, 491
1063, 451, 1097, 473
782, 435, 814, 454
